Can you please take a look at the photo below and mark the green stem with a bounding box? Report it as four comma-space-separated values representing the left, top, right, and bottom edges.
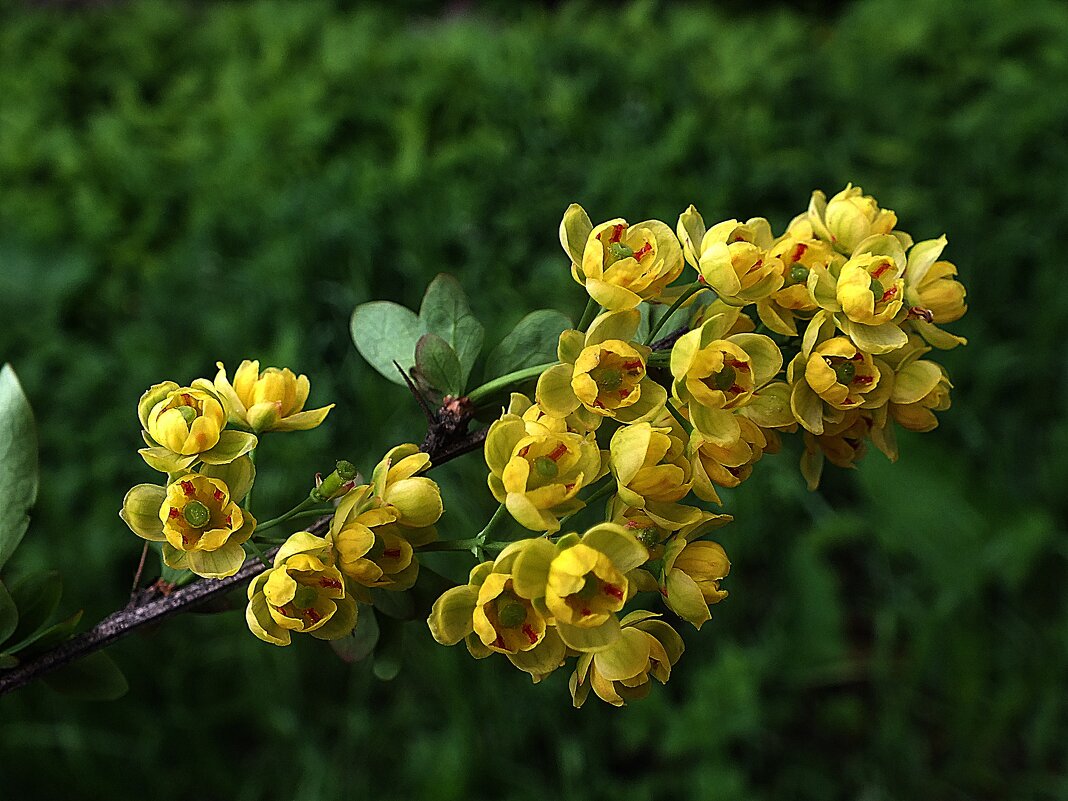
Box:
243, 537, 272, 568
664, 400, 694, 436
577, 296, 600, 331
645, 283, 707, 345
417, 502, 510, 559
466, 362, 557, 406
256, 494, 321, 534
244, 448, 257, 512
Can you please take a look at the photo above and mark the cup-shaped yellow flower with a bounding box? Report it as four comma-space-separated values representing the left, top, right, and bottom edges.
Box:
560, 204, 684, 310
536, 309, 667, 425
485, 399, 604, 533
882, 342, 953, 435
121, 470, 256, 579
427, 562, 568, 681
499, 523, 648, 653
610, 420, 703, 530
370, 444, 444, 531
807, 184, 910, 255
246, 532, 357, 646
669, 308, 783, 446
677, 206, 784, 306
214, 360, 334, 433
757, 227, 842, 337
661, 537, 730, 630
788, 337, 890, 436
800, 413, 872, 490
901, 236, 969, 350
138, 380, 257, 473
569, 611, 684, 707
690, 415, 771, 505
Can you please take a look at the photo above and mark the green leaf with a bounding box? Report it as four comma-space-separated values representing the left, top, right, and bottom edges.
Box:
330, 604, 379, 663
485, 310, 572, 381
0, 364, 39, 571
0, 580, 17, 645
350, 301, 426, 386
44, 651, 128, 701
371, 587, 416, 620
8, 570, 62, 647
372, 615, 404, 681
10, 609, 82, 656
419, 274, 484, 390
414, 333, 463, 396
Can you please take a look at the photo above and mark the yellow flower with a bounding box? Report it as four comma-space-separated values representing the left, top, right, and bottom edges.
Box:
609, 418, 702, 530
657, 536, 730, 630
138, 381, 258, 473
246, 532, 357, 646
807, 184, 910, 255
677, 206, 784, 306
497, 523, 648, 653
690, 415, 772, 505
329, 484, 433, 594
799, 413, 872, 490
902, 236, 969, 350
121, 464, 256, 579
214, 360, 334, 433
757, 228, 843, 337
669, 307, 783, 446
484, 396, 604, 532
560, 204, 684, 310
427, 562, 568, 682
569, 611, 684, 707
370, 444, 443, 531
536, 309, 667, 424
803, 337, 883, 410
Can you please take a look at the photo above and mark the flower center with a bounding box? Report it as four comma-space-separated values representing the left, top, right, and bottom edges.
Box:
608, 241, 634, 260
496, 596, 527, 629
834, 361, 856, 385
293, 584, 319, 609
713, 364, 736, 391
181, 500, 211, 528
592, 366, 624, 391
534, 456, 559, 479
788, 265, 808, 285
177, 405, 198, 426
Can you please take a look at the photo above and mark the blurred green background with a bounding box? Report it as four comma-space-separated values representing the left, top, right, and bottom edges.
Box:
1, 0, 1066, 798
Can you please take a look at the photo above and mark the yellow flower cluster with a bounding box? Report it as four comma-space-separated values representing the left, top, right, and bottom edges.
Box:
429, 187, 966, 706
246, 444, 443, 646
121, 360, 333, 579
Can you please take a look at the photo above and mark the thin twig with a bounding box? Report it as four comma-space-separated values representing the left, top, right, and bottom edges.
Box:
127, 542, 150, 604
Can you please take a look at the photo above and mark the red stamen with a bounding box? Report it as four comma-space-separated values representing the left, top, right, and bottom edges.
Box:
180, 480, 195, 496
592, 400, 605, 409
618, 388, 632, 399
225, 513, 233, 528
872, 263, 892, 279
564, 482, 576, 492
304, 608, 322, 625
213, 488, 225, 502
622, 360, 643, 370
792, 243, 808, 263
603, 584, 624, 601
383, 547, 402, 559
319, 577, 343, 590
580, 607, 593, 618
728, 384, 745, 395
853, 375, 874, 386
624, 519, 642, 529
632, 242, 653, 262
547, 443, 568, 462
728, 359, 750, 372
168, 507, 181, 519
181, 532, 191, 546
609, 224, 625, 244
745, 258, 764, 275
518, 445, 530, 458
493, 635, 506, 649
523, 625, 538, 645
880, 286, 898, 303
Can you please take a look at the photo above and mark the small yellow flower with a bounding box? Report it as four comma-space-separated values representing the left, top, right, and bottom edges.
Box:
569, 611, 684, 707
138, 381, 257, 473
214, 360, 334, 433
536, 310, 667, 425
560, 204, 684, 310
756, 227, 842, 337
246, 532, 357, 646
660, 537, 730, 630
370, 444, 443, 531
609, 418, 702, 530
498, 523, 648, 653
669, 307, 783, 446
484, 396, 604, 532
807, 184, 910, 255
677, 206, 784, 306
690, 415, 772, 505
800, 412, 872, 490
902, 236, 968, 350
427, 562, 567, 681
120, 466, 256, 579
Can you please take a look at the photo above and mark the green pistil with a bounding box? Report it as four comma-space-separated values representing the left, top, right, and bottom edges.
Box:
575, 575, 600, 601
293, 584, 318, 610
593, 366, 624, 391
608, 242, 634, 260
789, 265, 808, 285
182, 500, 211, 528
834, 361, 857, 385
534, 456, 559, 479
713, 364, 736, 391
177, 406, 198, 426
496, 597, 527, 629
869, 277, 885, 299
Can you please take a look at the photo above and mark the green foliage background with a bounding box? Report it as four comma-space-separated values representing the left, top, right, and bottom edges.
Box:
1, 0, 1065, 797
